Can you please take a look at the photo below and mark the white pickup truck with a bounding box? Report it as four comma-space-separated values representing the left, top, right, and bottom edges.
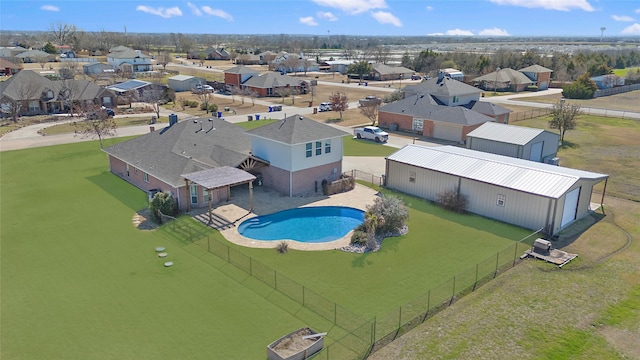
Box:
353, 126, 389, 143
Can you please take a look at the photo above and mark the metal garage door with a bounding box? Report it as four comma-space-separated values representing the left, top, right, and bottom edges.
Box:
529, 141, 543, 162
433, 123, 461, 142
561, 187, 581, 227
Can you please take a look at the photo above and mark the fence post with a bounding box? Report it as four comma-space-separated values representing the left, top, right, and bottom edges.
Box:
513, 242, 519, 267
227, 246, 230, 262
372, 317, 376, 344
450, 276, 456, 304
249, 257, 253, 275
397, 306, 402, 338
494, 252, 499, 278
207, 237, 210, 252
275, 271, 278, 290
473, 264, 479, 291
334, 303, 337, 324
422, 290, 431, 322
302, 286, 305, 306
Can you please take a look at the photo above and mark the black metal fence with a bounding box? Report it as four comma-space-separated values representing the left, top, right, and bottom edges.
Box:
158, 211, 542, 359
349, 169, 384, 187
594, 83, 640, 98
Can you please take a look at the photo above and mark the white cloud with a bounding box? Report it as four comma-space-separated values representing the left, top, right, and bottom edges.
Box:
187, 2, 201, 16
427, 32, 444, 36
621, 23, 640, 35
312, 0, 387, 15
317, 11, 338, 21
40, 5, 59, 12
636, 8, 640, 14
445, 29, 475, 36
201, 6, 233, 21
489, 0, 594, 12
136, 5, 182, 18
300, 16, 318, 26
612, 15, 635, 22
371, 11, 402, 27
426, 5, 433, 11
479, 27, 510, 36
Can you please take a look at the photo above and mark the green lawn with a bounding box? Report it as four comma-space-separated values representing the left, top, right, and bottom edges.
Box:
0, 140, 310, 359
1, 136, 531, 359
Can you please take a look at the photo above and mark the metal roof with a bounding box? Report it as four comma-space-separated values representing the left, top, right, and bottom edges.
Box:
106, 80, 151, 92
386, 145, 607, 199
466, 122, 557, 145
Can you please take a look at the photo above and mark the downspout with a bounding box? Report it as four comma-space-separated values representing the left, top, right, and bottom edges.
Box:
600, 178, 608, 214
289, 172, 293, 197
550, 198, 558, 237
185, 179, 190, 213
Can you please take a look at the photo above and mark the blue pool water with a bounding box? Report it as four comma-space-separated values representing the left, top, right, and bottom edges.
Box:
238, 206, 365, 243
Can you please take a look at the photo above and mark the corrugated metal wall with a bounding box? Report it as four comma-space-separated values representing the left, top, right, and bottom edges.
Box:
467, 138, 520, 158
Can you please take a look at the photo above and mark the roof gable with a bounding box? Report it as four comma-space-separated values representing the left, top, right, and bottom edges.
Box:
403, 76, 481, 97
380, 95, 494, 125
245, 114, 348, 145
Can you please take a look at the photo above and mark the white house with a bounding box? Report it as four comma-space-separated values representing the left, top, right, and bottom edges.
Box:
466, 122, 560, 163
106, 47, 152, 72
245, 115, 349, 196
385, 145, 608, 236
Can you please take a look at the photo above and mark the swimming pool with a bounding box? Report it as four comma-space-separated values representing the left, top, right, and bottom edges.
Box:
238, 206, 365, 243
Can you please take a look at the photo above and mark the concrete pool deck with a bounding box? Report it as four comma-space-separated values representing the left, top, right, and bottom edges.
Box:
190, 184, 381, 251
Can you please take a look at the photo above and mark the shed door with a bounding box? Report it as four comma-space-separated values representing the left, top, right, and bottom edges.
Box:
561, 187, 580, 227
529, 141, 543, 162
433, 123, 461, 142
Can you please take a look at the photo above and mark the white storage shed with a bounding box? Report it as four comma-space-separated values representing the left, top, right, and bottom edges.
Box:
168, 75, 205, 92
385, 145, 608, 236
466, 122, 560, 163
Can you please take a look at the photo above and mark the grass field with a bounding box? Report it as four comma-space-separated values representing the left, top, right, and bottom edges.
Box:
1, 134, 531, 358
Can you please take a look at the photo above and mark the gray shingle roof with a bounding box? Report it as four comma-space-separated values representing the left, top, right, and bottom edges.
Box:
103, 118, 252, 187
402, 76, 482, 97
243, 72, 303, 88
372, 63, 414, 75
0, 70, 113, 103
473, 68, 534, 85
245, 114, 349, 145
519, 64, 553, 73
225, 65, 259, 74
468, 101, 512, 116
380, 95, 495, 126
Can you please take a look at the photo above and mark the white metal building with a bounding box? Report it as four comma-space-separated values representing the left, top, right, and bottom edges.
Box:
385, 145, 608, 236
466, 122, 560, 163
168, 75, 205, 92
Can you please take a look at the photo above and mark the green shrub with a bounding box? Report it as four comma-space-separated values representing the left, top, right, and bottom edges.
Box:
562, 73, 598, 99
149, 191, 176, 224
200, 103, 218, 113
436, 187, 468, 213
350, 230, 368, 245
366, 195, 408, 234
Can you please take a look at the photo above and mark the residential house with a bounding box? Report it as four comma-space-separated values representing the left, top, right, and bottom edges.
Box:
319, 60, 354, 74
83, 62, 115, 75
379, 75, 511, 141
370, 63, 414, 81
472, 68, 534, 92
0, 70, 115, 116
519, 65, 553, 90
189, 47, 230, 61
0, 58, 22, 76
15, 49, 54, 64
245, 115, 349, 196
0, 46, 28, 58
241, 72, 308, 97
106, 47, 152, 72
385, 145, 608, 236
466, 122, 560, 163
235, 54, 261, 65
102, 114, 348, 210
224, 65, 260, 88
258, 51, 278, 65
591, 74, 625, 89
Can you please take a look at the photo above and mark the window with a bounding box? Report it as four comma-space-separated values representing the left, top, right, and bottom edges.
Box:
325, 139, 331, 154
267, 88, 273, 96
143, 172, 149, 183
497, 194, 506, 207
409, 171, 416, 183
315, 141, 322, 156
453, 96, 459, 104
412, 118, 423, 131
125, 164, 130, 177
203, 189, 210, 203
28, 101, 40, 112
190, 184, 198, 204
305, 142, 312, 158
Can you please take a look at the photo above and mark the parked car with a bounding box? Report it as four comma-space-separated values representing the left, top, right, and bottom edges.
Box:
353, 126, 389, 143
319, 102, 332, 112
195, 84, 214, 93
87, 107, 115, 120
358, 95, 382, 107
411, 74, 422, 80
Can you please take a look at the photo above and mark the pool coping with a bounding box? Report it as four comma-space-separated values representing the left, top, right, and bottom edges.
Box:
196, 184, 380, 251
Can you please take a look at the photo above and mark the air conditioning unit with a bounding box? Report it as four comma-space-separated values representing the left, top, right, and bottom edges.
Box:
544, 157, 560, 166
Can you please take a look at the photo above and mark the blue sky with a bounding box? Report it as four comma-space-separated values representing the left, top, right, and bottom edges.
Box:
2, 0, 640, 37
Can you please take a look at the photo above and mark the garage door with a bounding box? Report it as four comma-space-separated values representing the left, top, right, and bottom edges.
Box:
561, 187, 581, 227
529, 141, 543, 162
433, 123, 461, 142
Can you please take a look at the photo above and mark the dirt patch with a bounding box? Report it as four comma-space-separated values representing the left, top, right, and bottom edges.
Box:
599, 327, 640, 359
132, 208, 158, 230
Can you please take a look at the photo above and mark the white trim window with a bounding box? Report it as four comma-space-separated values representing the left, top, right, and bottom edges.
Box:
190, 184, 198, 205
203, 189, 210, 203
305, 142, 312, 158
315, 141, 322, 156
409, 171, 416, 183
126, 164, 130, 177
325, 139, 331, 154
412, 118, 423, 131
143, 172, 149, 183
497, 194, 506, 207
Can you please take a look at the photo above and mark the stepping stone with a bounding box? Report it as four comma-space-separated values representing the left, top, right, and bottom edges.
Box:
155, 247, 165, 252
164, 261, 173, 267
158, 252, 168, 258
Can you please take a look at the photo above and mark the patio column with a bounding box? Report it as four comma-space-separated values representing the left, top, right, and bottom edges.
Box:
208, 188, 213, 224
248, 181, 254, 212
185, 179, 190, 212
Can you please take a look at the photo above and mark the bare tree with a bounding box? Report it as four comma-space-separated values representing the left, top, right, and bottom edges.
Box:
156, 51, 171, 71
49, 22, 77, 45
35, 54, 50, 69
248, 89, 259, 106
549, 100, 582, 144
360, 103, 380, 126
74, 110, 117, 148
195, 89, 215, 113
58, 79, 83, 116
141, 83, 168, 120
275, 86, 292, 103
328, 91, 349, 120
59, 61, 78, 80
